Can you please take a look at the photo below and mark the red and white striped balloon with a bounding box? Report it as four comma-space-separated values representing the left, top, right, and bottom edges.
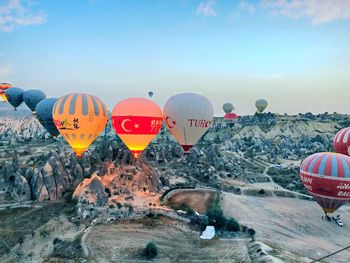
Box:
224, 113, 238, 125
333, 127, 350, 156
300, 152, 350, 214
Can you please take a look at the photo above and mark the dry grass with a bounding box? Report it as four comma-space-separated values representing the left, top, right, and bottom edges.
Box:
86, 218, 250, 262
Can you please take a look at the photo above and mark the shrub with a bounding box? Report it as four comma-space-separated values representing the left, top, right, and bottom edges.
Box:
116, 202, 122, 209
39, 228, 50, 238
144, 242, 157, 259
185, 207, 195, 216
124, 203, 134, 213
190, 215, 209, 231
226, 217, 240, 232
206, 207, 226, 229
258, 189, 265, 195
247, 228, 256, 241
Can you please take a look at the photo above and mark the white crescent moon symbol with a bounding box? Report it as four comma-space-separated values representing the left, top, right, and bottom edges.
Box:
121, 119, 132, 132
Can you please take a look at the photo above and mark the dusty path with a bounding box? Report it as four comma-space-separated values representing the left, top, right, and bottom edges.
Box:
221, 192, 350, 263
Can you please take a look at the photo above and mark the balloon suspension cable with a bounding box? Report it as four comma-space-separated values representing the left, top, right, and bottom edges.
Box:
310, 245, 350, 263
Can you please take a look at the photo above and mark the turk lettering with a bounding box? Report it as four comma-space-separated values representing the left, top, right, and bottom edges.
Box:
188, 119, 213, 128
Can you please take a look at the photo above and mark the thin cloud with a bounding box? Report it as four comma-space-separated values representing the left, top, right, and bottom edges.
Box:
261, 0, 350, 25
228, 0, 255, 23
0, 64, 13, 77
0, 0, 47, 33
196, 0, 216, 17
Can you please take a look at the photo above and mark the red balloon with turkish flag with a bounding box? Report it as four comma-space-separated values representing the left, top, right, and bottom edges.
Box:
111, 98, 163, 158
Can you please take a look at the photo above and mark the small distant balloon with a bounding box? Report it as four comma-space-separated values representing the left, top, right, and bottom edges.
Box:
111, 98, 163, 158
35, 98, 60, 137
148, 91, 154, 98
163, 93, 214, 153
333, 127, 350, 156
5, 87, 24, 110
52, 93, 108, 157
0, 83, 12, 102
224, 113, 238, 126
255, 99, 268, 113
23, 89, 46, 114
223, 103, 234, 114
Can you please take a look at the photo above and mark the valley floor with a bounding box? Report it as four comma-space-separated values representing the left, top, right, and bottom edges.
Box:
1, 190, 350, 262
221, 192, 350, 263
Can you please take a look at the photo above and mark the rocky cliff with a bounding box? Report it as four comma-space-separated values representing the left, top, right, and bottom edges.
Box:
1, 108, 349, 205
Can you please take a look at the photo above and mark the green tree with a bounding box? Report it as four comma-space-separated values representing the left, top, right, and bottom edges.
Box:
144, 242, 157, 259
226, 217, 240, 232
206, 207, 226, 229
247, 228, 256, 242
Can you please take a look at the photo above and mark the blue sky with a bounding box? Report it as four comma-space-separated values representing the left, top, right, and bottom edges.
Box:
1, 0, 350, 115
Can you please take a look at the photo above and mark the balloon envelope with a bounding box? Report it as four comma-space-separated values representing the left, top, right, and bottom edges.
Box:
23, 89, 46, 113
333, 127, 350, 156
111, 98, 163, 158
223, 103, 234, 114
52, 93, 108, 157
300, 152, 350, 214
148, 91, 154, 98
224, 113, 238, 125
5, 87, 24, 110
163, 93, 214, 153
0, 83, 12, 102
35, 98, 60, 137
255, 99, 268, 113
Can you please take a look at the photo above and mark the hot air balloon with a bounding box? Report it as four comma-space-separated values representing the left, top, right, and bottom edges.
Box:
148, 91, 154, 98
111, 98, 163, 158
300, 152, 350, 215
5, 87, 24, 110
163, 93, 214, 153
52, 93, 108, 157
224, 112, 238, 126
255, 99, 268, 113
35, 98, 60, 137
334, 127, 350, 156
0, 83, 12, 102
23, 89, 46, 114
223, 103, 234, 114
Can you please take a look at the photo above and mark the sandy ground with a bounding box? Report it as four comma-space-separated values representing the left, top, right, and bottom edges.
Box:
221, 192, 350, 263
86, 218, 251, 263
164, 189, 216, 213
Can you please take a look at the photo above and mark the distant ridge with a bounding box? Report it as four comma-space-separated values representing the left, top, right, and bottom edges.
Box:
0, 103, 32, 118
